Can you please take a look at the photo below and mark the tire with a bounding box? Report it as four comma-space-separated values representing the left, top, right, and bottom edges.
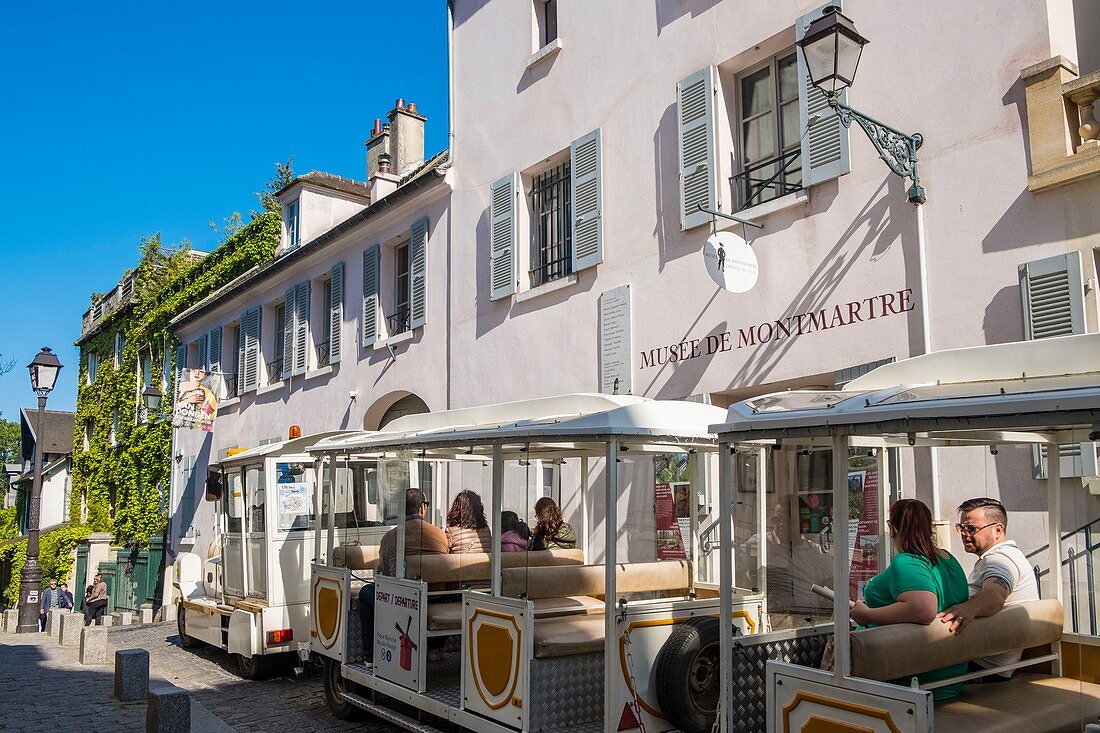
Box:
323, 657, 359, 720
176, 603, 201, 649
236, 652, 274, 680
654, 616, 722, 733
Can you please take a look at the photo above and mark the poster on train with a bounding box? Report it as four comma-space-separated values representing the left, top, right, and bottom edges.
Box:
655, 482, 687, 560
848, 468, 881, 599
373, 576, 428, 693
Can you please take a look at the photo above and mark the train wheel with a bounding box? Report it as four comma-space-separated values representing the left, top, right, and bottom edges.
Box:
323, 657, 359, 720
654, 616, 721, 733
176, 603, 201, 649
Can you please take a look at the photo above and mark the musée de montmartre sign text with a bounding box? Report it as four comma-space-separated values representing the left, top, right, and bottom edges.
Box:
639, 288, 915, 370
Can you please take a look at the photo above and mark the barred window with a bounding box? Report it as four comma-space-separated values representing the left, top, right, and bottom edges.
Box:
530, 161, 572, 287
734, 51, 802, 210
392, 242, 411, 335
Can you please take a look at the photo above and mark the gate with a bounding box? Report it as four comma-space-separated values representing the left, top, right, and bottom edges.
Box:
101, 537, 167, 614
74, 544, 88, 611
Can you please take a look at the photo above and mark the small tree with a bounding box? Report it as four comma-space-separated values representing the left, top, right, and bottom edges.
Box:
254, 157, 295, 216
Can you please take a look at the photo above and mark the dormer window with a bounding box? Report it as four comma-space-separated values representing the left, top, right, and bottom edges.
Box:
285, 199, 301, 251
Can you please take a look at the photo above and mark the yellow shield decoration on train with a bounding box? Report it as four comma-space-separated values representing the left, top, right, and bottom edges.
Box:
468, 610, 522, 710
314, 576, 342, 649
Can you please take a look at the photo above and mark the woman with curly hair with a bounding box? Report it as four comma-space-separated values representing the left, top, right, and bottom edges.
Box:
530, 497, 576, 550
445, 490, 492, 553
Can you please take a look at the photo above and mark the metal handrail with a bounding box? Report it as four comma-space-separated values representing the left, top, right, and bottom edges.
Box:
387, 309, 410, 336
731, 149, 802, 211
1028, 515, 1099, 635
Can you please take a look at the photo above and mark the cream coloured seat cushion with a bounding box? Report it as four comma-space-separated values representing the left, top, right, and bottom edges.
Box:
500, 560, 691, 600
532, 615, 606, 658
426, 595, 603, 631
934, 673, 1100, 733
407, 549, 584, 584
332, 544, 380, 570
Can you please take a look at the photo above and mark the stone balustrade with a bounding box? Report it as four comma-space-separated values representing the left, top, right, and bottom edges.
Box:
1022, 56, 1100, 191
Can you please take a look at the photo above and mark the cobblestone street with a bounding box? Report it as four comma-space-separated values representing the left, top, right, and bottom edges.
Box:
0, 623, 398, 732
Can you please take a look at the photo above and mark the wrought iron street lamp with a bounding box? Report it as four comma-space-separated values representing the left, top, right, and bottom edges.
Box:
142, 383, 163, 418
17, 347, 62, 633
799, 6, 926, 206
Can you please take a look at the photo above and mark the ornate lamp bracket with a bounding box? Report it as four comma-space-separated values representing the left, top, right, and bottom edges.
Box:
828, 96, 926, 205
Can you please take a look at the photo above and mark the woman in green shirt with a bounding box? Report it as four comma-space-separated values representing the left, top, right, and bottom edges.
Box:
850, 498, 969, 701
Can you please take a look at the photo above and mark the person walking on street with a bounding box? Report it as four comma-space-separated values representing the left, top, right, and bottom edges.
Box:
58, 582, 74, 610
39, 578, 63, 631
84, 573, 109, 626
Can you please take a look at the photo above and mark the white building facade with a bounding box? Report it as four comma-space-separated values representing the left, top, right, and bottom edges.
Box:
169, 1, 1100, 577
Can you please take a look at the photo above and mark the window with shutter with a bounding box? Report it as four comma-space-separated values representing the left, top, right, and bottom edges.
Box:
410, 218, 428, 330
208, 327, 222, 374
174, 343, 186, 385
796, 3, 851, 188
678, 66, 717, 230
282, 288, 295, 380
1020, 251, 1094, 477
239, 307, 261, 393
294, 282, 310, 376
197, 333, 209, 372
362, 245, 381, 347
329, 262, 344, 364
571, 129, 602, 273
490, 173, 518, 300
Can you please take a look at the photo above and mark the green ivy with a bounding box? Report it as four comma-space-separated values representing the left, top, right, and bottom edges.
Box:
0, 506, 19, 541
70, 213, 280, 547
0, 524, 92, 605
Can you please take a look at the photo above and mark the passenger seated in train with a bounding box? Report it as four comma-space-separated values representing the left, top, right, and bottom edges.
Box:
530, 497, 577, 550
848, 499, 969, 700
500, 510, 531, 552
358, 488, 449, 663
445, 490, 493, 553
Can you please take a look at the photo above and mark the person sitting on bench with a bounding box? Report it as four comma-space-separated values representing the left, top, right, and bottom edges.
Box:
531, 497, 576, 550
445, 490, 493, 553
358, 488, 449, 664
849, 499, 970, 700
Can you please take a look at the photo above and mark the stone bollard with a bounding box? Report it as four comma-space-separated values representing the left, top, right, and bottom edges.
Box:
47, 608, 64, 637
99, 614, 114, 627
118, 611, 134, 626
147, 685, 190, 733
59, 612, 84, 646
140, 605, 154, 625
114, 648, 150, 702
80, 625, 109, 665
2, 609, 18, 633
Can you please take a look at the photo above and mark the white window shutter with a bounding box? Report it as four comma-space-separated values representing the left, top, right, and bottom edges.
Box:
240, 307, 261, 393
1019, 252, 1085, 340
678, 66, 717, 230
174, 343, 186, 383
409, 218, 429, 329
1020, 251, 1093, 477
282, 288, 295, 380
797, 3, 852, 187
208, 327, 222, 373
571, 129, 603, 272
490, 173, 518, 301
197, 333, 209, 371
294, 282, 310, 376
362, 245, 380, 347
329, 262, 344, 364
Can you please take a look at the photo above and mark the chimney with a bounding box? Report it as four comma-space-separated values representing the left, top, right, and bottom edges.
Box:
387, 98, 426, 176
365, 118, 391, 181
370, 153, 399, 201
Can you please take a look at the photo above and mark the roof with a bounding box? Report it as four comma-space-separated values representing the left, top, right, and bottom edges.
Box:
11, 455, 71, 486
171, 149, 449, 332
20, 409, 75, 461
711, 333, 1100, 443
277, 171, 372, 201
307, 393, 728, 457
210, 431, 358, 470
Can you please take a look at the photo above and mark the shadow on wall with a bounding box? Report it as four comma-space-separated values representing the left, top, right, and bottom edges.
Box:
1003, 76, 1032, 176
652, 103, 681, 272
452, 0, 492, 28
517, 48, 557, 94
983, 285, 1024, 345
729, 174, 907, 389
655, 0, 723, 36
172, 432, 212, 556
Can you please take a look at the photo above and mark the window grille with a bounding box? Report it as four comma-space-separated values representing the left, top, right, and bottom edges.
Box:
393, 243, 410, 335
530, 161, 572, 287
734, 51, 802, 210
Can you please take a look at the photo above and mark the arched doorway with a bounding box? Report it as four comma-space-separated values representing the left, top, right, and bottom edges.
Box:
366, 392, 430, 431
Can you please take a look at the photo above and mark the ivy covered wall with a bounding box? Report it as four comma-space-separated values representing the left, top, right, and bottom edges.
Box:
70, 213, 280, 547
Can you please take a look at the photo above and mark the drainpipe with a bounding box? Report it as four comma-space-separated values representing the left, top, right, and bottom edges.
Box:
435, 0, 455, 176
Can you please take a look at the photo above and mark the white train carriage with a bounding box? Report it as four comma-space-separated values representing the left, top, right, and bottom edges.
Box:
306, 393, 771, 733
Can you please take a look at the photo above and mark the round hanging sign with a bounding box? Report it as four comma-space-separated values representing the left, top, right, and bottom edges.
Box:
703, 230, 758, 293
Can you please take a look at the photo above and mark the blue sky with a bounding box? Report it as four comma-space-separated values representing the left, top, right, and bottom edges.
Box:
0, 2, 449, 424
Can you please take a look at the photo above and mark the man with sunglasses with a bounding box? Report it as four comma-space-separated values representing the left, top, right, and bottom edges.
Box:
937, 497, 1038, 677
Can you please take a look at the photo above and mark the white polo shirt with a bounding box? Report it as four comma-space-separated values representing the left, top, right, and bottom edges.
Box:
969, 540, 1040, 672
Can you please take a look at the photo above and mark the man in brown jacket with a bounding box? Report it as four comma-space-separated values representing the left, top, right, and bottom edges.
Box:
360, 488, 448, 664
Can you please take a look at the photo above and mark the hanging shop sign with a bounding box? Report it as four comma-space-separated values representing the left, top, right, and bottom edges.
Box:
703, 231, 758, 293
